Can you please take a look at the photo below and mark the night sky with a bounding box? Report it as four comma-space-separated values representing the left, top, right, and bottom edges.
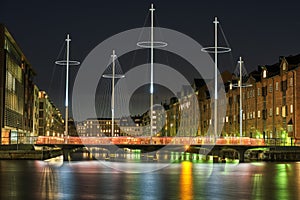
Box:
1, 0, 300, 116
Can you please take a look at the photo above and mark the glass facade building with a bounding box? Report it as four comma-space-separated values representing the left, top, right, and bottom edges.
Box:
0, 24, 36, 144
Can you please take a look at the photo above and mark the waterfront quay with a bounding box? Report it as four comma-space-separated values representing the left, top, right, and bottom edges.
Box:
0, 144, 62, 160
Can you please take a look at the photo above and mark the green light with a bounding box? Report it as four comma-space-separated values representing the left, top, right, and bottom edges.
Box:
186, 153, 190, 160
275, 164, 290, 199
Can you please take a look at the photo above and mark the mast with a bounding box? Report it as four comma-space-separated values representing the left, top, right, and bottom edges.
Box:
201, 17, 231, 142
150, 3, 155, 140
55, 34, 80, 142
65, 34, 70, 138
238, 57, 243, 142
111, 50, 116, 137
214, 17, 219, 141
102, 50, 125, 137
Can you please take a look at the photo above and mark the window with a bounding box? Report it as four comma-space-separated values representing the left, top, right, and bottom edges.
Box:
269, 84, 273, 92
257, 88, 260, 96
269, 108, 273, 116
252, 89, 255, 97
228, 97, 232, 105
291, 104, 293, 113
262, 87, 267, 96
276, 107, 279, 115
283, 62, 286, 70
233, 115, 236, 121
262, 109, 267, 119
282, 106, 286, 117
275, 82, 279, 90
225, 116, 228, 123
281, 80, 287, 91
247, 112, 250, 119
258, 110, 261, 118
233, 95, 236, 103
263, 70, 267, 78
290, 77, 293, 87
243, 113, 245, 120
253, 111, 255, 119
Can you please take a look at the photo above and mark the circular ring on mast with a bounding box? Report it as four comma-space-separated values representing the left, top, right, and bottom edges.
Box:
201, 46, 231, 54
137, 41, 168, 48
232, 83, 253, 88
102, 74, 125, 79
55, 60, 81, 66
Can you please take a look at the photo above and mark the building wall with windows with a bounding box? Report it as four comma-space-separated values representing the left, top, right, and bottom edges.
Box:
84, 118, 121, 137
31, 84, 39, 143
199, 54, 300, 144
0, 24, 35, 144
119, 116, 142, 136
38, 91, 64, 137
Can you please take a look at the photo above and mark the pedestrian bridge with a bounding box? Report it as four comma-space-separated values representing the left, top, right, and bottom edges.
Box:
35, 136, 300, 162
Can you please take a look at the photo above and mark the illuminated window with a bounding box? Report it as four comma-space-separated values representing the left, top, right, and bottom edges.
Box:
282, 106, 286, 117
263, 70, 267, 78
269, 108, 273, 116
257, 88, 260, 96
275, 82, 279, 90
258, 110, 261, 118
282, 62, 286, 70
253, 111, 255, 119
290, 77, 293, 87
243, 113, 245, 120
276, 107, 279, 115
225, 116, 228, 122
291, 104, 293, 113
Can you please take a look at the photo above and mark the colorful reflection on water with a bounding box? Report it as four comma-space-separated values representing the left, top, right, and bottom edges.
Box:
0, 160, 300, 199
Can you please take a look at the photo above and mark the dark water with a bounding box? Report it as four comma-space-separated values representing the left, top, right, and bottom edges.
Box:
0, 159, 299, 200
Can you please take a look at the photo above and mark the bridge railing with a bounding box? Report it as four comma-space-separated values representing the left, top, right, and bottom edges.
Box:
35, 136, 266, 146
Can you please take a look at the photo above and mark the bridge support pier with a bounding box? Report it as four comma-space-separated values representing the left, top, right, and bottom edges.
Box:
237, 149, 246, 163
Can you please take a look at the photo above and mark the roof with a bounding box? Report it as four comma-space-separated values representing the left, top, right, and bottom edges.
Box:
285, 54, 300, 65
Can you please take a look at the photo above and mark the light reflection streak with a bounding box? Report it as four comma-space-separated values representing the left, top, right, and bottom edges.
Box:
39, 165, 59, 200
251, 174, 263, 200
180, 161, 193, 200
275, 164, 290, 200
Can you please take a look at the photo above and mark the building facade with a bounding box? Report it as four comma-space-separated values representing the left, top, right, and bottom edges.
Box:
38, 91, 64, 137
0, 24, 36, 144
193, 54, 300, 145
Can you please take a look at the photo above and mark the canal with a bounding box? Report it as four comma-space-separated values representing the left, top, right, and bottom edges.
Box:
0, 159, 299, 199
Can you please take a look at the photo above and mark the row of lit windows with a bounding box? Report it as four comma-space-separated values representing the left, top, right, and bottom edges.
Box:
203, 105, 294, 124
